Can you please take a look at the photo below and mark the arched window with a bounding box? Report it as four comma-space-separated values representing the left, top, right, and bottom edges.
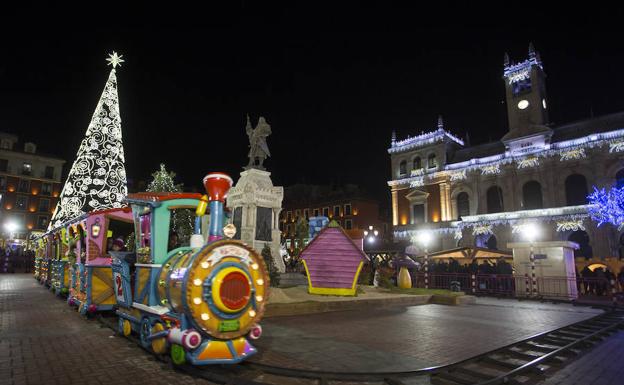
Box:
565, 174, 588, 206
616, 169, 624, 188
399, 160, 407, 176
413, 157, 421, 170
457, 192, 470, 219
569, 230, 592, 259
486, 186, 504, 213
428, 153, 437, 169
522, 181, 543, 210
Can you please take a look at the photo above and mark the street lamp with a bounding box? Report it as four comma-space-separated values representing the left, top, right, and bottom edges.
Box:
521, 223, 539, 297
416, 231, 433, 289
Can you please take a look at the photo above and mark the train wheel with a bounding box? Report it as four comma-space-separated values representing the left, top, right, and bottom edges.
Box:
123, 320, 132, 337
170, 344, 186, 365
118, 318, 132, 336
151, 322, 168, 354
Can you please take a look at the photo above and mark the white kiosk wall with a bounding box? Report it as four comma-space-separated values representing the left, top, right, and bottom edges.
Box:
508, 241, 579, 300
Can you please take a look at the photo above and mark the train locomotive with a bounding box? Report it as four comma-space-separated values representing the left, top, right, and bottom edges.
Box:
112, 172, 269, 365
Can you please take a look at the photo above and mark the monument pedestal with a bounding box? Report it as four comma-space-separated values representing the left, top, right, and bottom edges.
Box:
508, 241, 579, 300
227, 168, 285, 272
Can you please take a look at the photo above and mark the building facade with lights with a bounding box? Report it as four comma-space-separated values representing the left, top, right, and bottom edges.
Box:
0, 133, 65, 249
388, 45, 624, 259
279, 184, 388, 253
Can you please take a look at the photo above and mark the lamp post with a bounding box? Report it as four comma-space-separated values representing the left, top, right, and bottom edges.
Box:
416, 231, 432, 289
522, 223, 539, 297
364, 225, 380, 285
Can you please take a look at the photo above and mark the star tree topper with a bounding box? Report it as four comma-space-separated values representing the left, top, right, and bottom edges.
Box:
106, 51, 125, 68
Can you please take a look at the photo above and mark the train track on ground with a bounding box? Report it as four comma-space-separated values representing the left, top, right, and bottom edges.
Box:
96, 307, 624, 385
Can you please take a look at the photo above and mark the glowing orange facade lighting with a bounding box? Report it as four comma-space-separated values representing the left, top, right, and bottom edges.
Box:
8, 186, 15, 192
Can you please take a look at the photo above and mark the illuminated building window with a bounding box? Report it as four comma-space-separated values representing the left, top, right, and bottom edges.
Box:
323, 207, 329, 217
345, 219, 353, 230
303, 209, 309, 220
18, 180, 30, 193
16, 196, 28, 210
428, 154, 437, 169
41, 183, 52, 196
22, 162, 32, 176
313, 209, 319, 217
399, 160, 407, 176
333, 205, 340, 217
37, 216, 48, 230
413, 157, 421, 170
344, 203, 352, 216
44, 166, 54, 179
412, 204, 425, 224
39, 199, 50, 213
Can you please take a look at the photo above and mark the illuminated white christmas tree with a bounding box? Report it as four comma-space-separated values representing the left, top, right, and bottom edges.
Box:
50, 52, 128, 229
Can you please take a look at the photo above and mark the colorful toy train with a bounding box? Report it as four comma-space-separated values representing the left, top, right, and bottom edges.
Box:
33, 172, 269, 365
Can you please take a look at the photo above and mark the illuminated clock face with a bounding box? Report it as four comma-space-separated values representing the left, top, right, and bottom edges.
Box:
517, 100, 529, 110
542, 99, 547, 109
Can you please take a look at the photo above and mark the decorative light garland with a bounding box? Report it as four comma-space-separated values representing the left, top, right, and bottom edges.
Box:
560, 148, 587, 161
609, 140, 624, 153
555, 219, 586, 232
480, 164, 501, 175
410, 168, 424, 177
409, 178, 425, 188
450, 169, 467, 182
472, 224, 493, 236
516, 156, 539, 169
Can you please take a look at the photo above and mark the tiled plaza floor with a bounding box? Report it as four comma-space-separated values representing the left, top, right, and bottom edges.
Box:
0, 274, 215, 385
251, 296, 604, 372
1, 273, 613, 384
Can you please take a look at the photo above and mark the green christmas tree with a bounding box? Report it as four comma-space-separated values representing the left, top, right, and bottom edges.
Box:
50, 52, 128, 229
261, 243, 280, 287
147, 164, 193, 244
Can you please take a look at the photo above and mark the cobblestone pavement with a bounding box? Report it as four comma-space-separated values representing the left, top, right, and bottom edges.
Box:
538, 331, 624, 385
251, 296, 604, 372
0, 274, 215, 385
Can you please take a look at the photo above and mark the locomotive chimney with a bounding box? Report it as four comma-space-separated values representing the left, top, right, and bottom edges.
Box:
202, 172, 234, 242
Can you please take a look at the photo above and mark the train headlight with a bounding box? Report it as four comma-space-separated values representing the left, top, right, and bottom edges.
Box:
211, 267, 251, 313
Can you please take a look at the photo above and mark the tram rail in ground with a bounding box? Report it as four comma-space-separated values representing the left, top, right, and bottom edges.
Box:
96, 306, 624, 385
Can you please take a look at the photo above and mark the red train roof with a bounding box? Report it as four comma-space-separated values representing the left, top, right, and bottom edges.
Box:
126, 192, 203, 202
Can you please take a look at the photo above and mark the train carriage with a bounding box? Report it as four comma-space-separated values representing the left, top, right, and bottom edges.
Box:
65, 207, 134, 315
113, 173, 269, 365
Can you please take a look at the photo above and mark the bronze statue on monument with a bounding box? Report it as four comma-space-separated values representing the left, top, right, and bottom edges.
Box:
245, 115, 272, 170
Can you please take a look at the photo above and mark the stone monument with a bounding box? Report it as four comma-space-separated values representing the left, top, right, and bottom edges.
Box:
227, 115, 285, 272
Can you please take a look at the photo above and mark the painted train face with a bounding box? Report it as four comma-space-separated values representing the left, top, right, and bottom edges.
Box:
158, 239, 269, 341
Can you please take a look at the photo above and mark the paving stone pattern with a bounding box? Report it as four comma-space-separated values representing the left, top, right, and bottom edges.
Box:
252, 297, 603, 372
0, 274, 215, 385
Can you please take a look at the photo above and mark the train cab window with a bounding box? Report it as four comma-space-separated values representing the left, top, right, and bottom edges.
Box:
167, 208, 195, 251
106, 218, 134, 255
132, 206, 152, 251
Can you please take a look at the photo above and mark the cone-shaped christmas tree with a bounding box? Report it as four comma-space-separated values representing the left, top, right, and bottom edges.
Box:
50, 52, 128, 229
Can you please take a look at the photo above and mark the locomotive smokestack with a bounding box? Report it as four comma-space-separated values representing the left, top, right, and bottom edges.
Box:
203, 172, 234, 242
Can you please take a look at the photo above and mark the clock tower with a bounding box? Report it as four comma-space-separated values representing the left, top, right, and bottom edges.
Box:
501, 43, 550, 143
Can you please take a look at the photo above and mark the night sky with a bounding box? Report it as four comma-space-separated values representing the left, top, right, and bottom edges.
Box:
2, 4, 624, 208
